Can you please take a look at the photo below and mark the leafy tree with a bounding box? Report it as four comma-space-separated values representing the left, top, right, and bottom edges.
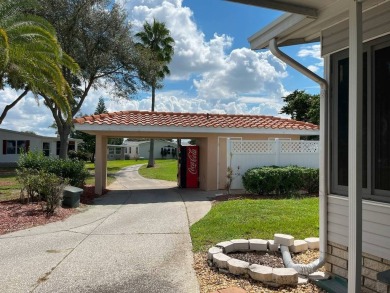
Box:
280, 90, 320, 125
95, 97, 108, 115
34, 0, 140, 158
135, 19, 174, 167
0, 0, 78, 125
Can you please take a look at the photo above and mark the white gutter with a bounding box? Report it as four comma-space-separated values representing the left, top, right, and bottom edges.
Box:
269, 38, 328, 275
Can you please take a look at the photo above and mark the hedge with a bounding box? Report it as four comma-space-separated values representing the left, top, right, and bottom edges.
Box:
242, 165, 319, 196
18, 151, 88, 187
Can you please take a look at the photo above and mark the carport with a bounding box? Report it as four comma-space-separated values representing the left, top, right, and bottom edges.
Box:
73, 110, 319, 195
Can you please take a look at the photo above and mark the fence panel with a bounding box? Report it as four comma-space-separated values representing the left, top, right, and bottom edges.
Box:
229, 140, 319, 189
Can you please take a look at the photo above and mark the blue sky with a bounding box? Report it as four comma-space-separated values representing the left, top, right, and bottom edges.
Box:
0, 0, 322, 136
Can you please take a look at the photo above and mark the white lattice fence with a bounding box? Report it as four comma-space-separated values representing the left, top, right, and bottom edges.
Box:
228, 140, 319, 189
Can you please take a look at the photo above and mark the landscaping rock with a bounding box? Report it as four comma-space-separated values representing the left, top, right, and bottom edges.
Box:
227, 258, 250, 275
274, 233, 294, 246
298, 276, 309, 284
272, 268, 298, 285
216, 241, 236, 253
308, 271, 331, 281
213, 253, 231, 269
305, 237, 320, 250
268, 240, 279, 251
289, 240, 309, 253
208, 246, 223, 260
230, 239, 249, 252
249, 239, 268, 251
248, 264, 273, 282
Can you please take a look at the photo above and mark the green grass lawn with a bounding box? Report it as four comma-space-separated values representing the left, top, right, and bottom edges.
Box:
190, 197, 319, 252
0, 168, 22, 201
138, 159, 178, 182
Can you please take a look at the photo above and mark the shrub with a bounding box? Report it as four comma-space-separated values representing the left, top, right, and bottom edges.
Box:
17, 168, 41, 203
38, 172, 66, 215
242, 166, 319, 196
301, 168, 320, 194
17, 168, 65, 214
18, 151, 88, 187
68, 150, 89, 161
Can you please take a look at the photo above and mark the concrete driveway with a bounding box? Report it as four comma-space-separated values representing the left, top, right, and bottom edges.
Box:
0, 165, 212, 293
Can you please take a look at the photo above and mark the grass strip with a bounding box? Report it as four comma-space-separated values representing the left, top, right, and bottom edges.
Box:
190, 197, 319, 252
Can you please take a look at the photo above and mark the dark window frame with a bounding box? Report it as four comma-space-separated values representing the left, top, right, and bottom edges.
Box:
331, 35, 390, 203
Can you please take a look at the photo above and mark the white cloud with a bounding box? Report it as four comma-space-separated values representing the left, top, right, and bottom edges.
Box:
297, 44, 324, 72
194, 48, 288, 101
0, 88, 56, 136
307, 65, 319, 72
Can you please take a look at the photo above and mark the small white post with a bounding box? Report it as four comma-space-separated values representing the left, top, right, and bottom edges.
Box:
348, 0, 363, 292
275, 138, 281, 166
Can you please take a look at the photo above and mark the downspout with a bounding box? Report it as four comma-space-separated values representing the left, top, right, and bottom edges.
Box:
269, 38, 328, 275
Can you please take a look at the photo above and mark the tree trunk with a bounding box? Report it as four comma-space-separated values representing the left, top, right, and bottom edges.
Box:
147, 85, 156, 167
58, 124, 71, 159
147, 139, 155, 168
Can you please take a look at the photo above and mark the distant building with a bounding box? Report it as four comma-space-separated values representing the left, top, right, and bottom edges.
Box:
0, 128, 82, 167
107, 139, 178, 160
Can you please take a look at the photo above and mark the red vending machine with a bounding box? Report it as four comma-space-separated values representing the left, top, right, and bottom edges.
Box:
179, 145, 199, 188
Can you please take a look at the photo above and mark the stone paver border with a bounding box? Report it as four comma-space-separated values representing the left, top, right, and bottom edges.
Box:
208, 234, 320, 287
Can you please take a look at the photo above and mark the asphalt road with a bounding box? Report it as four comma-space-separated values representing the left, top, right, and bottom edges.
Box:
0, 165, 212, 293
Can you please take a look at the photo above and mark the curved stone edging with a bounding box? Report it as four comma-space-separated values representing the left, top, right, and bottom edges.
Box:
208, 234, 320, 286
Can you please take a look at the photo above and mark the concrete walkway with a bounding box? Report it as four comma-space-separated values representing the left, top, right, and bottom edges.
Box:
0, 165, 212, 293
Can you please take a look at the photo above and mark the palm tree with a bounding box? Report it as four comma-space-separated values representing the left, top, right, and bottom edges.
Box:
0, 0, 78, 124
135, 19, 174, 167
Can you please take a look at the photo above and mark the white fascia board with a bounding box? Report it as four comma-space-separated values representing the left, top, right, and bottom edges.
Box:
227, 0, 318, 17
248, 13, 315, 49
75, 123, 319, 136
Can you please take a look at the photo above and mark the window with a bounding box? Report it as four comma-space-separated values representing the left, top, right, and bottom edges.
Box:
56, 141, 76, 155
43, 142, 50, 156
2, 140, 29, 154
331, 35, 390, 202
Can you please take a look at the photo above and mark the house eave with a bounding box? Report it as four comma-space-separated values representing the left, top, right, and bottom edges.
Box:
225, 0, 319, 17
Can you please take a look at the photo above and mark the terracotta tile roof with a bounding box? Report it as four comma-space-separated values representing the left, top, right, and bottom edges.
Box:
73, 111, 319, 131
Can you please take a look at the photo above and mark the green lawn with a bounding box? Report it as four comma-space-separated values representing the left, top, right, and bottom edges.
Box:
0, 168, 22, 201
138, 159, 178, 182
190, 197, 319, 252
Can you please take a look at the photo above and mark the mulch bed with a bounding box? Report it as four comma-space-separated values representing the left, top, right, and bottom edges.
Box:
228, 251, 285, 268
0, 185, 107, 235
193, 252, 325, 293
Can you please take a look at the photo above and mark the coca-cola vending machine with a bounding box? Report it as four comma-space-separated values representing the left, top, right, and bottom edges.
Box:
179, 145, 199, 188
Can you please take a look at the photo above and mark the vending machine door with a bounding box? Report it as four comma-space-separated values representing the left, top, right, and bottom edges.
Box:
185, 145, 199, 188
179, 145, 199, 188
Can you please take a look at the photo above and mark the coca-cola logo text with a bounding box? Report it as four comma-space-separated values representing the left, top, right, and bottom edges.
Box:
187, 148, 198, 175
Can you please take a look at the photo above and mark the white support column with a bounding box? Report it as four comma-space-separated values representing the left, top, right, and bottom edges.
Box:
95, 135, 108, 195
348, 1, 363, 292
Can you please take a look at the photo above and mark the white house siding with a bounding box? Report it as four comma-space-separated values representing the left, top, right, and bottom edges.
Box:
327, 195, 390, 261
321, 2, 390, 56
138, 140, 178, 159
0, 128, 80, 166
